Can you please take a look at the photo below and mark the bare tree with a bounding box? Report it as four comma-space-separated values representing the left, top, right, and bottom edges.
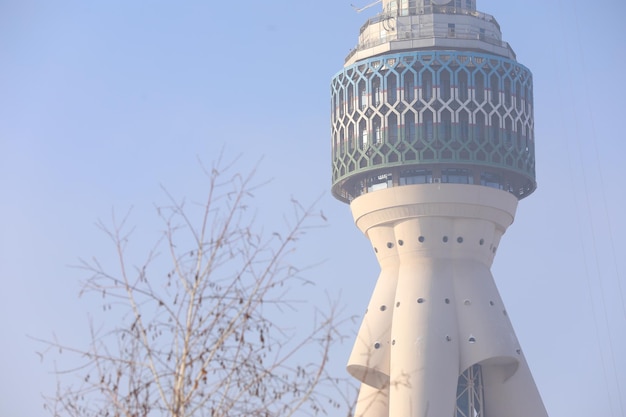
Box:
39, 157, 354, 417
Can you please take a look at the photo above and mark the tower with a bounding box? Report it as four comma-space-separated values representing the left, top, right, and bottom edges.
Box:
330, 1, 548, 416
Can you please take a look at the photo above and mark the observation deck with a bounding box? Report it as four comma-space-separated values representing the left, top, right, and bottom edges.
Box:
331, 1, 535, 203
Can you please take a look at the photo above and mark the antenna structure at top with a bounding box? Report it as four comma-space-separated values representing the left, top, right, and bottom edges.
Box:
350, 0, 381, 13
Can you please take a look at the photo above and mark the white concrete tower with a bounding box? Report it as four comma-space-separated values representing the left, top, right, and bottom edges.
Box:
330, 1, 548, 416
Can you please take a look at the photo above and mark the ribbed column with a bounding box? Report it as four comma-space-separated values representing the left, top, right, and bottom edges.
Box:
347, 225, 398, 388
346, 184, 548, 416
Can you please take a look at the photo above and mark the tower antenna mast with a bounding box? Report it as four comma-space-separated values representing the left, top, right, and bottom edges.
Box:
350, 0, 382, 13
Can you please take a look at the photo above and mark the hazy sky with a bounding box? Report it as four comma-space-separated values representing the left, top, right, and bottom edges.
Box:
1, 0, 625, 416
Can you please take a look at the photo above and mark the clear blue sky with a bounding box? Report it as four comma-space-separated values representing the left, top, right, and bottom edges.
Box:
1, 0, 625, 415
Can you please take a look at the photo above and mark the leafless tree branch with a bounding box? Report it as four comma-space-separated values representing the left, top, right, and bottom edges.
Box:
37, 157, 356, 417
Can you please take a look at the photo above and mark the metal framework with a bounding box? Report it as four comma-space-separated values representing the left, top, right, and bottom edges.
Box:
456, 364, 484, 417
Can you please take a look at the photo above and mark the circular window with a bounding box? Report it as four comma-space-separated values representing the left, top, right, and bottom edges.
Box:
417, 298, 425, 304
398, 239, 404, 246
418, 236, 425, 243
457, 237, 463, 243
443, 236, 449, 243
380, 305, 387, 311
387, 242, 394, 249
374, 342, 381, 349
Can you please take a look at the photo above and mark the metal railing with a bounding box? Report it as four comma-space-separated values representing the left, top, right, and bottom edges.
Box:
359, 5, 500, 34
345, 28, 512, 63
345, 6, 511, 63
